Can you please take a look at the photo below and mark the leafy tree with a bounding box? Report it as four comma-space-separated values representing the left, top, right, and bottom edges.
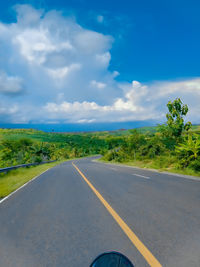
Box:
157, 124, 176, 150
166, 98, 192, 138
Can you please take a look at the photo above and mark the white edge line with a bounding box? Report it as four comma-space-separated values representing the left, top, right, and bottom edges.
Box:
132, 173, 150, 179
93, 160, 200, 181
0, 168, 50, 205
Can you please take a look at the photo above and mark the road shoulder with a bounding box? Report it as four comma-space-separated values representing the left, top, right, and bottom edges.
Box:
93, 159, 200, 181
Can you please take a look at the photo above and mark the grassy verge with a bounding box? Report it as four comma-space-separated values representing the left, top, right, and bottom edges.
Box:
99, 158, 200, 178
0, 160, 65, 198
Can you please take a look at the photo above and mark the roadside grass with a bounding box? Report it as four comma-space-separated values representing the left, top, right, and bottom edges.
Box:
0, 160, 65, 198
99, 158, 200, 178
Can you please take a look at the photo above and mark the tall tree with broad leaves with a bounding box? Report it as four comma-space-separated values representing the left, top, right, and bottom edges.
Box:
166, 98, 192, 138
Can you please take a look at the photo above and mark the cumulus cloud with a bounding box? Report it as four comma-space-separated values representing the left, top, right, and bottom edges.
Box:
44, 79, 200, 123
0, 4, 199, 124
43, 80, 153, 123
0, 4, 117, 117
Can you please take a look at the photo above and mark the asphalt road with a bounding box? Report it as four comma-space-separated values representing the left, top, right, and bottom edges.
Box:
0, 157, 200, 267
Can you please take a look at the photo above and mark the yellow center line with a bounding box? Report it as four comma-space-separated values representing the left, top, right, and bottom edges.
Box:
72, 162, 162, 267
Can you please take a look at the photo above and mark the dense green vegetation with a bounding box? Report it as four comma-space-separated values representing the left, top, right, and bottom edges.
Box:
0, 130, 109, 168
102, 98, 200, 176
0, 98, 200, 177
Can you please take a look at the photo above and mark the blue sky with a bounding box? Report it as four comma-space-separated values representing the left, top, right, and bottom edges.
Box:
0, 0, 200, 126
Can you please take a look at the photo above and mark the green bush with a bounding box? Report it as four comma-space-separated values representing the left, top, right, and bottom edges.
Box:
189, 159, 200, 172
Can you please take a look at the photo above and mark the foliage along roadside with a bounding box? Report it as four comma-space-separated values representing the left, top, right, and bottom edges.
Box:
101, 98, 200, 177
0, 131, 108, 168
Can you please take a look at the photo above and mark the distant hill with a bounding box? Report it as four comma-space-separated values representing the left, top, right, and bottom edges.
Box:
108, 124, 200, 136
0, 124, 199, 141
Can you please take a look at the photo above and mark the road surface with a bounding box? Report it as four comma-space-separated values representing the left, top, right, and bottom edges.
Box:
0, 157, 200, 266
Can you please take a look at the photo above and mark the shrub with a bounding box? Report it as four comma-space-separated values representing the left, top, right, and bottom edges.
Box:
189, 159, 200, 172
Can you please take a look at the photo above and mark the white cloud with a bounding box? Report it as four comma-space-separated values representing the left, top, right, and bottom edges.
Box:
77, 119, 96, 123
47, 64, 81, 80
95, 52, 111, 67
112, 71, 120, 77
0, 103, 19, 123
74, 30, 112, 54
13, 27, 74, 65
0, 71, 24, 95
151, 78, 200, 97
90, 80, 106, 89
0, 104, 18, 114
44, 79, 200, 123
43, 81, 157, 122
0, 4, 200, 125
15, 4, 43, 26
0, 4, 117, 114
